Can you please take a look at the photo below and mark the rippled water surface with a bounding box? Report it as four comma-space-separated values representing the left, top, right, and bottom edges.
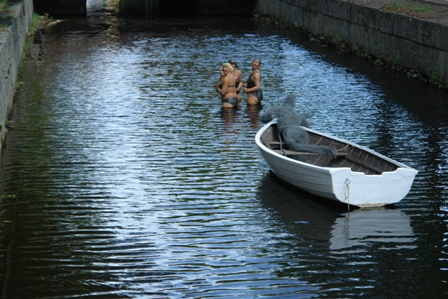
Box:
1, 2, 448, 298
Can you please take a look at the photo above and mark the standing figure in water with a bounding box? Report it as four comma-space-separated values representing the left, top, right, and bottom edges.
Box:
243, 58, 263, 105
214, 63, 239, 109
228, 59, 243, 102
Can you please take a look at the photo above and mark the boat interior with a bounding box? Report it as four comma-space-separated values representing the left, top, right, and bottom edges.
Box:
261, 124, 400, 175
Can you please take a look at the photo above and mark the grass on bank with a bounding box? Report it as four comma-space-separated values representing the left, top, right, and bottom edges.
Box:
0, 0, 13, 30
382, 1, 433, 17
0, 0, 6, 12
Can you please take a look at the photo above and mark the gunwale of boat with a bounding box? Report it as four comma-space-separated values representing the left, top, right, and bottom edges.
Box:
260, 124, 400, 175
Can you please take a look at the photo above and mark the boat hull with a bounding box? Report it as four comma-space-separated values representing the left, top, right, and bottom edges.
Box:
255, 120, 418, 207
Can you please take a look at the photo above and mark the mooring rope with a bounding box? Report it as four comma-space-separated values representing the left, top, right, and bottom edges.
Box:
345, 177, 351, 211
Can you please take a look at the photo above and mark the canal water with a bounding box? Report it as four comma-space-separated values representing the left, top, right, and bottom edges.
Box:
1, 1, 448, 298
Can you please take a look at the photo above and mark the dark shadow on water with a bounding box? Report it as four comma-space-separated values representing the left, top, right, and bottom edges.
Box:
257, 172, 349, 249
258, 172, 348, 219
259, 171, 355, 213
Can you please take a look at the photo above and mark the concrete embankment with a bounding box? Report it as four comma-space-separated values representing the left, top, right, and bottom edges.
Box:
0, 0, 33, 153
255, 0, 448, 87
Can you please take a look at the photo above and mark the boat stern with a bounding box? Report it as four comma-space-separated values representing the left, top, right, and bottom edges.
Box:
330, 167, 418, 207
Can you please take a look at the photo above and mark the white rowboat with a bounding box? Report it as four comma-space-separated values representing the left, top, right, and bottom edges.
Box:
255, 119, 418, 207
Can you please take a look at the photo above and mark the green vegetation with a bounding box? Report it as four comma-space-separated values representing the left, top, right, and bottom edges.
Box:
18, 13, 51, 78
332, 34, 342, 46
382, 1, 433, 17
0, 0, 6, 12
29, 12, 52, 34
0, 194, 17, 200
0, 0, 8, 29
428, 68, 441, 82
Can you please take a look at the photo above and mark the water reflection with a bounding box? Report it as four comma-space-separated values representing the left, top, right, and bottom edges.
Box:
330, 208, 416, 251
219, 105, 262, 132
245, 104, 262, 129
258, 173, 417, 252
220, 107, 240, 131
257, 174, 422, 298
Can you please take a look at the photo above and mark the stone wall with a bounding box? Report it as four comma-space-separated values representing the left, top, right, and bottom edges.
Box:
255, 0, 448, 86
0, 0, 33, 153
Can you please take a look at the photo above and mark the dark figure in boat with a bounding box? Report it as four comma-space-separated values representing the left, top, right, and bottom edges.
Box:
260, 94, 337, 159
